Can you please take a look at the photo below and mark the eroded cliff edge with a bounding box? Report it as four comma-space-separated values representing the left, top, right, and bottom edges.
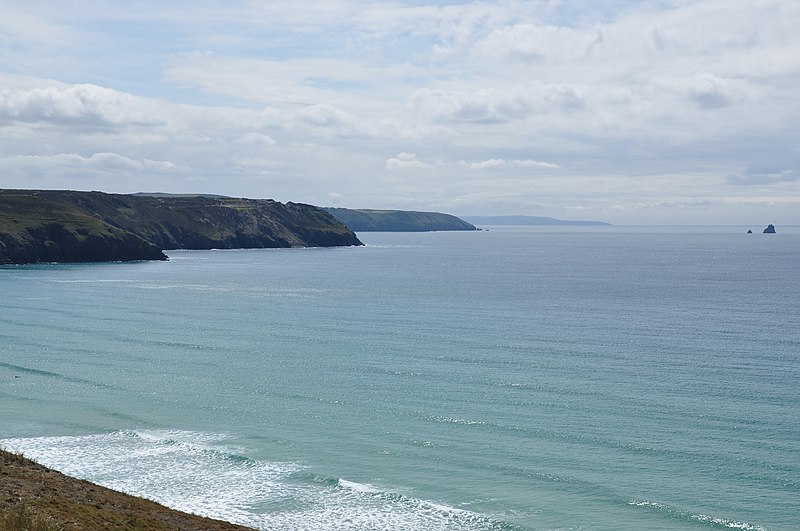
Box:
0, 190, 362, 264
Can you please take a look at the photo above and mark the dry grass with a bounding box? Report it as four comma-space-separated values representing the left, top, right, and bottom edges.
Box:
0, 448, 253, 531
2, 502, 64, 531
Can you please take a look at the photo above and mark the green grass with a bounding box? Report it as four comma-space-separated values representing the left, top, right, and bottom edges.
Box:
1, 189, 361, 264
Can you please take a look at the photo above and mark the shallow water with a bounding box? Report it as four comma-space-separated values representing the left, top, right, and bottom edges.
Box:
2, 227, 799, 530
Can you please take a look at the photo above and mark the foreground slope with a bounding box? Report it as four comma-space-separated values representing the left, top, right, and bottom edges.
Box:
325, 207, 477, 232
0, 449, 253, 531
0, 190, 362, 264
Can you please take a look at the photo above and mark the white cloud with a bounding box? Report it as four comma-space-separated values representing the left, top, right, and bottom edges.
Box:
295, 103, 373, 137
1, 152, 179, 173
0, 1, 798, 223
651, 71, 753, 109
0, 152, 184, 192
0, 84, 163, 126
235, 132, 276, 146
410, 83, 585, 124
474, 23, 604, 62
233, 157, 280, 174
460, 159, 559, 170
728, 162, 799, 185
385, 152, 431, 170
163, 53, 398, 110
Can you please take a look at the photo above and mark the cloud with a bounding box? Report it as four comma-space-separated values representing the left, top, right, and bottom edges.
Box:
0, 84, 163, 126
0, 152, 180, 175
652, 71, 751, 109
385, 152, 431, 170
163, 53, 389, 107
0, 6, 77, 56
233, 157, 280, 174
460, 159, 559, 170
235, 132, 276, 146
296, 103, 369, 136
0, 1, 798, 223
410, 83, 585, 124
474, 23, 604, 62
728, 164, 799, 185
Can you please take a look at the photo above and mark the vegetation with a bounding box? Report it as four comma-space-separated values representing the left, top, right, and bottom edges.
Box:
2, 502, 63, 531
0, 448, 253, 530
325, 207, 477, 232
0, 190, 362, 264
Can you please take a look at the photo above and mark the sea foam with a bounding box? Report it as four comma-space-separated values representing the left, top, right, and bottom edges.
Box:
629, 500, 767, 531
1, 430, 506, 530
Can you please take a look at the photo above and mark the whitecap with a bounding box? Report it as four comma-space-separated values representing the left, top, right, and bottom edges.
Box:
629, 499, 767, 531
1, 430, 506, 531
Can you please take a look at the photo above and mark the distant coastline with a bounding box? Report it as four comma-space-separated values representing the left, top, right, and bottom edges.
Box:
462, 215, 611, 227
0, 189, 362, 265
325, 207, 477, 232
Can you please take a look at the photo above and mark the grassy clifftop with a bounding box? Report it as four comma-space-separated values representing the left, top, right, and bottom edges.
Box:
0, 190, 362, 264
325, 207, 477, 232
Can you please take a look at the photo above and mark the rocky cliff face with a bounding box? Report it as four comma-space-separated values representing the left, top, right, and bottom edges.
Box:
1, 222, 168, 264
0, 190, 362, 264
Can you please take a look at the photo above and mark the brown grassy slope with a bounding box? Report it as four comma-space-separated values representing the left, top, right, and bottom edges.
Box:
0, 449, 254, 531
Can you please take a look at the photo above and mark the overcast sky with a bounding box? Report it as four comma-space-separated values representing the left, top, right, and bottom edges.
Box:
1, 1, 798, 224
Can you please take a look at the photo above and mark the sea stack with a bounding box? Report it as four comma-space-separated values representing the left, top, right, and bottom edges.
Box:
763, 224, 776, 234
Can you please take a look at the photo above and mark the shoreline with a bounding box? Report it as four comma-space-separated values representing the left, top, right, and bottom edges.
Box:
0, 448, 253, 530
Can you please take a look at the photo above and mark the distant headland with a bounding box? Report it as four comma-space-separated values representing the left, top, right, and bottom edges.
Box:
0, 190, 362, 265
325, 208, 477, 232
461, 215, 611, 227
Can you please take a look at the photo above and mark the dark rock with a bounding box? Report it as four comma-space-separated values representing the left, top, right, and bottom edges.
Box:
747, 229, 753, 234
763, 224, 776, 234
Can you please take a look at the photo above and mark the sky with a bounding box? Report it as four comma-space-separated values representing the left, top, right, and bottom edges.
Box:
0, 0, 798, 224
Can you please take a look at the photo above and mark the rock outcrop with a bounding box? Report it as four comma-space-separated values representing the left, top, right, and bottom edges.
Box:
763, 224, 776, 234
0, 190, 362, 264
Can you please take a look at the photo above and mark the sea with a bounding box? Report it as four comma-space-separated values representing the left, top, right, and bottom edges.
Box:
1, 226, 798, 530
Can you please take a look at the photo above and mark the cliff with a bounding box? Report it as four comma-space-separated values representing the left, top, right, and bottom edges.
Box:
0, 190, 362, 264
325, 208, 477, 232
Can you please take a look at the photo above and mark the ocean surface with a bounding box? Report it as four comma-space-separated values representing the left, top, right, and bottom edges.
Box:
2, 226, 799, 530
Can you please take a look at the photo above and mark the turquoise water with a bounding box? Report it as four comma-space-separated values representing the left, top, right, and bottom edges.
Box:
2, 227, 799, 530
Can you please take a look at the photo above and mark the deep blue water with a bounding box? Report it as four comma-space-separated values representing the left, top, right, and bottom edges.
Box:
2, 227, 799, 530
